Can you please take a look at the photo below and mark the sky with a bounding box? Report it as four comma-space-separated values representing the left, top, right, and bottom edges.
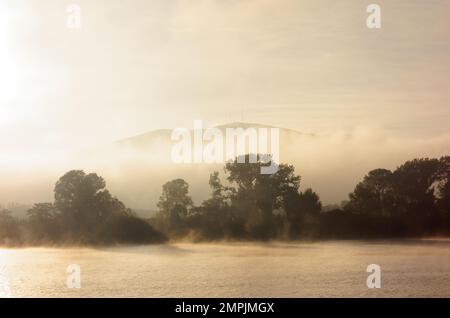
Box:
0, 0, 449, 204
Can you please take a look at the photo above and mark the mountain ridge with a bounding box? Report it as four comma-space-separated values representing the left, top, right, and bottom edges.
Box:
112, 122, 311, 148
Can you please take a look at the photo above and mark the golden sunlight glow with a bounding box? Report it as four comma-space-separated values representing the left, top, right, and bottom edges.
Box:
0, 8, 19, 122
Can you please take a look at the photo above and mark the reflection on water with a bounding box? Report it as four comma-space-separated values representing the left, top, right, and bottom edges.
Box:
0, 240, 450, 297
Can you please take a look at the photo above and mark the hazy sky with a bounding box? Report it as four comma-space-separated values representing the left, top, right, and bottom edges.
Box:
1, 0, 450, 165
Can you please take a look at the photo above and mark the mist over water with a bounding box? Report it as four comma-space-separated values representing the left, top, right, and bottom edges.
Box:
1, 239, 449, 297
2, 125, 449, 209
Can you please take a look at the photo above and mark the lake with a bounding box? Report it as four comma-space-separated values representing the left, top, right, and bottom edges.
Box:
1, 239, 449, 297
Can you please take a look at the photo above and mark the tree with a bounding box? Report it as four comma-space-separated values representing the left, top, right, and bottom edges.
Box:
54, 170, 105, 232
298, 189, 322, 215
0, 209, 21, 245
54, 169, 164, 243
346, 158, 448, 236
28, 203, 58, 221
347, 169, 395, 217
225, 154, 302, 239
436, 157, 450, 227
194, 172, 235, 239
27, 203, 60, 241
156, 179, 193, 235
283, 188, 321, 238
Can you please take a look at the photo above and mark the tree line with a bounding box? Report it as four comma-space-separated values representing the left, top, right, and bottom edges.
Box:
0, 155, 449, 245
0, 170, 164, 245
150, 155, 450, 240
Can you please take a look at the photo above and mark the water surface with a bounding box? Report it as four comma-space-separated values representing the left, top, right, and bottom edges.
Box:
1, 240, 449, 297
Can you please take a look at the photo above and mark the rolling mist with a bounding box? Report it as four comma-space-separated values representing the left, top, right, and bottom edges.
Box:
1, 122, 449, 214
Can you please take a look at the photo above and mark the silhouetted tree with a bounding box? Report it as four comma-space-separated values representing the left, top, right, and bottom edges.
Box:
224, 154, 310, 239
156, 178, 193, 236
343, 157, 450, 236
284, 188, 322, 238
436, 157, 450, 229
188, 172, 238, 239
0, 209, 21, 245
225, 156, 282, 238
52, 170, 164, 244
347, 169, 395, 217
54, 170, 108, 235
27, 203, 61, 241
